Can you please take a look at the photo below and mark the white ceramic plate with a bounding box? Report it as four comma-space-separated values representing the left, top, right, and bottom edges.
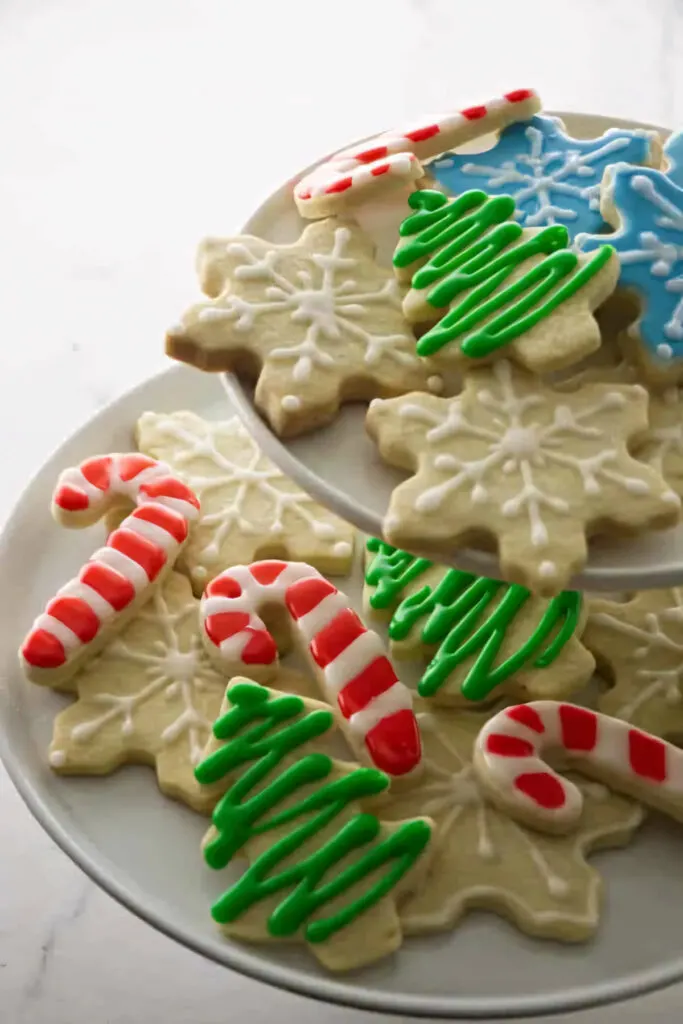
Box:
222, 112, 683, 594
4, 364, 683, 1019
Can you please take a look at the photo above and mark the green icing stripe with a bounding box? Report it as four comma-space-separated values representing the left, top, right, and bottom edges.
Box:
195, 680, 431, 944
365, 539, 582, 702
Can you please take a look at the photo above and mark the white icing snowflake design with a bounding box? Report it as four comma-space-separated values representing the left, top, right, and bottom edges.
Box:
429, 115, 657, 238
52, 582, 226, 767
196, 225, 422, 384
136, 412, 353, 581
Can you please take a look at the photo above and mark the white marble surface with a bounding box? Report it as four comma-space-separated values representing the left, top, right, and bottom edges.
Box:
2, 0, 683, 1019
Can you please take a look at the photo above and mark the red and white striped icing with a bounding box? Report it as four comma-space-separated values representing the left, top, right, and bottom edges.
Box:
20, 454, 200, 684
200, 559, 421, 777
294, 89, 541, 217
473, 700, 683, 831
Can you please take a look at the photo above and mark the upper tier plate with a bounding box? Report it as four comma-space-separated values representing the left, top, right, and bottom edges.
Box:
223, 111, 683, 593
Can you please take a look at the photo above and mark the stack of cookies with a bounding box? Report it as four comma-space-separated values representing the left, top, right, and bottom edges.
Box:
16, 89, 683, 974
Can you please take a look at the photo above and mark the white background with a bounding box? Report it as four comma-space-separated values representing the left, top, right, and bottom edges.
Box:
1, 0, 682, 1019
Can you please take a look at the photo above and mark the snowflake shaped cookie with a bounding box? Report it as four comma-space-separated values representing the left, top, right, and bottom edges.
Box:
166, 219, 442, 437
379, 707, 643, 941
362, 538, 594, 706
48, 572, 228, 811
429, 115, 660, 238
136, 411, 354, 592
577, 131, 683, 383
585, 588, 683, 740
366, 360, 681, 594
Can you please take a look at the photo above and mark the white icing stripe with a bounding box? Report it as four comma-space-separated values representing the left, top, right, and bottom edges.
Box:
56, 579, 116, 622
121, 512, 177, 552
347, 683, 414, 736
148, 494, 200, 519
321, 632, 386, 698
295, 591, 349, 643
56, 466, 107, 503
94, 546, 153, 592
32, 613, 82, 652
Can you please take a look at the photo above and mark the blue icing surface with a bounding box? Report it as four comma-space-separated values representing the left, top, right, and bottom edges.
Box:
577, 147, 683, 369
428, 114, 657, 240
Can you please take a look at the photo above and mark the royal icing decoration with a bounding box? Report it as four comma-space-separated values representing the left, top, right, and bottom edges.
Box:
167, 219, 440, 435
393, 189, 616, 370
136, 411, 354, 589
195, 680, 432, 965
379, 708, 643, 940
366, 360, 681, 594
364, 539, 588, 703
294, 89, 542, 219
200, 560, 421, 776
474, 701, 683, 831
20, 454, 200, 687
585, 589, 683, 735
48, 572, 227, 808
429, 115, 660, 238
576, 131, 683, 379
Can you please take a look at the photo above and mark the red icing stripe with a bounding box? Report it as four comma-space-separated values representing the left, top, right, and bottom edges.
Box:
405, 124, 439, 142
514, 771, 566, 809
365, 709, 421, 776
46, 596, 99, 644
337, 656, 398, 718
461, 105, 487, 120
80, 456, 112, 491
21, 628, 66, 669
326, 176, 353, 195
310, 609, 365, 668
242, 630, 278, 665
370, 163, 391, 177
355, 145, 389, 163
207, 575, 242, 599
118, 454, 157, 481
132, 504, 188, 544
286, 577, 336, 619
54, 484, 89, 512
205, 611, 250, 645
297, 188, 312, 200
80, 562, 135, 611
559, 704, 598, 752
628, 729, 667, 782
505, 88, 534, 103
109, 528, 166, 581
506, 704, 545, 733
140, 476, 200, 509
249, 560, 288, 586
486, 734, 534, 758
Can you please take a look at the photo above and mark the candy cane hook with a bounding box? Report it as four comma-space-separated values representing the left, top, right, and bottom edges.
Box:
473, 701, 683, 832
201, 559, 421, 777
20, 454, 200, 687
294, 89, 542, 219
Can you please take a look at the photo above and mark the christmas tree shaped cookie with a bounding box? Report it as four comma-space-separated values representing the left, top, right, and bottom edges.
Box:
166, 218, 443, 437
381, 707, 643, 942
393, 189, 618, 374
366, 360, 681, 594
577, 131, 683, 383
195, 679, 434, 971
136, 411, 354, 592
428, 115, 660, 238
363, 538, 594, 705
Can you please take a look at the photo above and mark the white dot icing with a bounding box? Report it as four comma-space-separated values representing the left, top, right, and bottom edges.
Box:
49, 749, 66, 767
333, 541, 352, 558
281, 394, 302, 412
538, 560, 557, 578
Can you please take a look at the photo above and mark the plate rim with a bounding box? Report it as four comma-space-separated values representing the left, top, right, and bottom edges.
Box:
222, 108, 683, 595
4, 242, 683, 1019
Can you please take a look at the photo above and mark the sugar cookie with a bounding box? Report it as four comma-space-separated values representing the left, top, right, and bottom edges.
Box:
167, 219, 442, 437
195, 679, 434, 971
366, 359, 681, 595
136, 411, 354, 592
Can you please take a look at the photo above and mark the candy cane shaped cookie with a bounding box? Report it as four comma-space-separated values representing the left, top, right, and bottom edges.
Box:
20, 454, 200, 688
294, 89, 542, 219
473, 701, 683, 833
201, 559, 421, 777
